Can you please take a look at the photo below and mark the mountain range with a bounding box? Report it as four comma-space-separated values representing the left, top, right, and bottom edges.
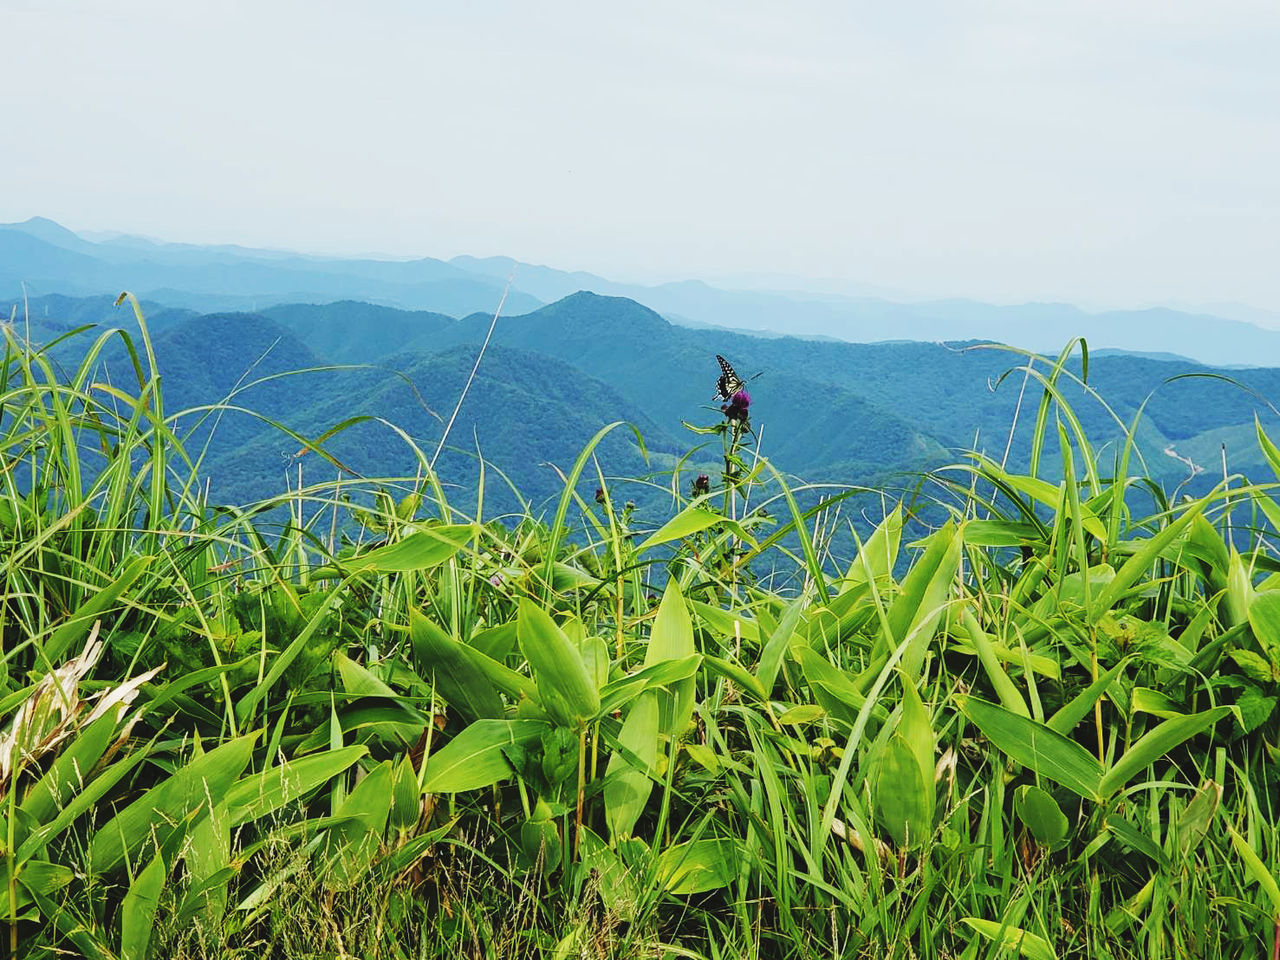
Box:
8, 216, 1280, 367
14, 287, 1280, 524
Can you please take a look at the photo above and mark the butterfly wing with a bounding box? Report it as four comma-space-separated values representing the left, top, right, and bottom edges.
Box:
713, 354, 744, 401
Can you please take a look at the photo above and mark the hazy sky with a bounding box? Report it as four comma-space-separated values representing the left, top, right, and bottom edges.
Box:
5, 1, 1280, 310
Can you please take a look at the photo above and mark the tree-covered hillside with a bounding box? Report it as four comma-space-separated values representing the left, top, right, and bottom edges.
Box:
23, 290, 1280, 515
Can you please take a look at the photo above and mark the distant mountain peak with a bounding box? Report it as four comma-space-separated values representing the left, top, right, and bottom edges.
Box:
552, 289, 668, 318
1, 216, 90, 250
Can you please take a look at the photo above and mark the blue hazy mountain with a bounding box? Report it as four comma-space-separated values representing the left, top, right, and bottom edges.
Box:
446, 254, 1280, 367
23, 290, 1280, 517
9, 217, 1280, 366
0, 217, 541, 317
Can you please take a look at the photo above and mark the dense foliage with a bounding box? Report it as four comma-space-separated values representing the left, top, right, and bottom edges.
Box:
2, 303, 1279, 958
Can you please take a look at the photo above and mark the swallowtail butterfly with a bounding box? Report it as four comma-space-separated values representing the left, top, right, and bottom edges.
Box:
713, 354, 745, 402
713, 354, 763, 401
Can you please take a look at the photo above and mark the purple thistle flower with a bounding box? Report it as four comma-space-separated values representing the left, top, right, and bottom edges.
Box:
722, 389, 751, 421
692, 473, 711, 496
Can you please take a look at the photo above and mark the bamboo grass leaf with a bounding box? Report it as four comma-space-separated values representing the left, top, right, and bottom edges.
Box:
225, 745, 367, 827
330, 525, 473, 575
320, 760, 393, 890
605, 691, 659, 841
1098, 707, 1230, 799
756, 590, 807, 698
657, 838, 738, 895
1089, 497, 1208, 618
88, 733, 258, 874
518, 599, 600, 725
119, 853, 165, 960
957, 696, 1103, 801
43, 556, 153, 664
844, 506, 902, 583
1015, 785, 1070, 849
962, 918, 1058, 960
635, 506, 754, 554
422, 719, 548, 793
873, 733, 931, 849
1046, 659, 1131, 736
645, 580, 697, 739
1226, 821, 1280, 920
959, 607, 1030, 719
408, 612, 505, 721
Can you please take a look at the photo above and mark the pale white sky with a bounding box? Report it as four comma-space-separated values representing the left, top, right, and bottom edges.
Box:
5, 1, 1280, 310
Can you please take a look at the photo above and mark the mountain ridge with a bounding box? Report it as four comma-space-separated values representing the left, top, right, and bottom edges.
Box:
8, 217, 1280, 366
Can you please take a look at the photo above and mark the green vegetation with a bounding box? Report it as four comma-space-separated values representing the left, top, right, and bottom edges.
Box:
32, 289, 1280, 520
4, 302, 1280, 959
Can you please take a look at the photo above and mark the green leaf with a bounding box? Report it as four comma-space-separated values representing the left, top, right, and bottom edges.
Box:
1015, 785, 1070, 849
20, 712, 118, 827
686, 601, 760, 647
873, 734, 931, 849
599, 656, 701, 716
1174, 781, 1221, 858
410, 611, 505, 721
181, 797, 230, 929
320, 761, 393, 890
518, 599, 599, 726
1046, 659, 1129, 736
957, 696, 1103, 801
422, 719, 548, 793
18, 745, 151, 862
520, 810, 562, 872
1226, 821, 1280, 920
14, 860, 73, 897
963, 520, 1044, 547
549, 561, 600, 592
776, 704, 825, 725
881, 521, 960, 683
1229, 648, 1277, 684
389, 756, 421, 833
635, 506, 730, 554
89, 734, 258, 874
577, 634, 610, 691
1089, 498, 1206, 618
605, 691, 659, 841
226, 746, 368, 828
845, 506, 902, 583
645, 580, 697, 740
756, 591, 806, 699
899, 679, 935, 787
1225, 549, 1256, 629
1256, 415, 1280, 483
794, 646, 882, 727
657, 838, 737, 895
962, 918, 1057, 960
579, 827, 643, 921
702, 655, 767, 701
1235, 687, 1278, 734
1098, 707, 1229, 799
1130, 686, 1182, 719
343, 525, 472, 572
959, 607, 1029, 719
120, 854, 166, 960
45, 555, 153, 662
1248, 590, 1280, 653
1103, 814, 1169, 868
235, 586, 346, 723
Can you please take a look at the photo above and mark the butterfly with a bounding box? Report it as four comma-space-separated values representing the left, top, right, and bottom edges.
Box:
712, 355, 744, 401
712, 354, 763, 401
